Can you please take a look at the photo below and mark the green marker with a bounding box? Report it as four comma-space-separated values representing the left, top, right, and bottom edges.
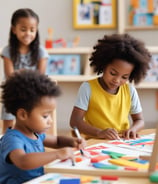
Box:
93, 163, 118, 170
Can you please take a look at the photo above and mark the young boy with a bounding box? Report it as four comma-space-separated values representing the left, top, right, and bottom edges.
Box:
0, 70, 85, 184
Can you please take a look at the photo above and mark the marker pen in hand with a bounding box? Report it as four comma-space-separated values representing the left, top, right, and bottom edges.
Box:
71, 159, 75, 166
73, 127, 84, 156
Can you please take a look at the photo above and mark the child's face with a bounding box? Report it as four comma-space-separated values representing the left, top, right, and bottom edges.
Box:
12, 17, 38, 47
23, 96, 56, 134
102, 59, 134, 93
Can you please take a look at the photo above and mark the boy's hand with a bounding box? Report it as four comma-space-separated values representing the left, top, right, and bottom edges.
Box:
73, 137, 86, 150
97, 128, 120, 140
55, 147, 74, 161
57, 136, 86, 149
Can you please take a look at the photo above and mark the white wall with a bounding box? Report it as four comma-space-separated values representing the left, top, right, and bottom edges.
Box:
0, 1, 158, 133
0, 0, 115, 48
137, 89, 158, 129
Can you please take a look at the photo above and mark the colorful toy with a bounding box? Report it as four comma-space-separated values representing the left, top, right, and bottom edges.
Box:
45, 28, 53, 49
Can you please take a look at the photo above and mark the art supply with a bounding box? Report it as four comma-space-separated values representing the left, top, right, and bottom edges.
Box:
149, 171, 158, 183
102, 150, 125, 159
45, 141, 154, 177
59, 178, 80, 184
101, 175, 119, 181
91, 155, 109, 163
45, 27, 53, 49
71, 159, 75, 166
73, 127, 84, 156
93, 162, 119, 170
109, 158, 149, 169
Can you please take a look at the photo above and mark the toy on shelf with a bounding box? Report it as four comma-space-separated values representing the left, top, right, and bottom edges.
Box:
72, 36, 80, 47
45, 28, 53, 49
53, 36, 80, 48
45, 27, 80, 48
53, 38, 67, 48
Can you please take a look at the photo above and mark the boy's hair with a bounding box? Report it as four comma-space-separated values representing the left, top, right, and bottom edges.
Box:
1, 70, 61, 116
9, 8, 40, 66
90, 33, 151, 84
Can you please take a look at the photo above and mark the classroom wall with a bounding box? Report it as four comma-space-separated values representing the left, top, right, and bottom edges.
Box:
0, 0, 115, 48
0, 0, 158, 133
1, 0, 158, 47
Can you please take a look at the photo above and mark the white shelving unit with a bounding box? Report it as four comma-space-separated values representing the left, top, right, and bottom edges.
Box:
47, 46, 158, 88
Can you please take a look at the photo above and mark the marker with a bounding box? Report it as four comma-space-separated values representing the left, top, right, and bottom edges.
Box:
71, 159, 75, 166
101, 175, 119, 181
73, 127, 84, 156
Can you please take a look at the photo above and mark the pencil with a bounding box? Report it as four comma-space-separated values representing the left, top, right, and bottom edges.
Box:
73, 127, 84, 156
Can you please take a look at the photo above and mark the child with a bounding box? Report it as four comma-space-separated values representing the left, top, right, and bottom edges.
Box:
70, 33, 151, 140
1, 8, 49, 133
0, 70, 85, 184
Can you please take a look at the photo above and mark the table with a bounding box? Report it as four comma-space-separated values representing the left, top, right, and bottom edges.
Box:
43, 129, 157, 183
23, 129, 156, 183
23, 172, 154, 184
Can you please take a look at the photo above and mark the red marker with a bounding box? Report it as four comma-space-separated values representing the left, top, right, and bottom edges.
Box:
101, 175, 119, 181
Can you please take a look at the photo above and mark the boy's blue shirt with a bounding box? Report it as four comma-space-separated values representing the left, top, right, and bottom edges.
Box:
0, 128, 46, 184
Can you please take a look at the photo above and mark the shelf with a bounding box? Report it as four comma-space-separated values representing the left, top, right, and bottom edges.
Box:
125, 25, 158, 31
49, 75, 97, 82
47, 47, 92, 54
1, 46, 158, 88
48, 75, 158, 88
135, 82, 158, 89
146, 46, 158, 53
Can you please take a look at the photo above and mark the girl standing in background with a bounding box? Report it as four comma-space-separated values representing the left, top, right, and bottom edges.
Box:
1, 8, 49, 133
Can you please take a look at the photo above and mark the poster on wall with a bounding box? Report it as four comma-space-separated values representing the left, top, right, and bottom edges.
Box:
144, 54, 158, 82
46, 55, 81, 75
73, 0, 116, 29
